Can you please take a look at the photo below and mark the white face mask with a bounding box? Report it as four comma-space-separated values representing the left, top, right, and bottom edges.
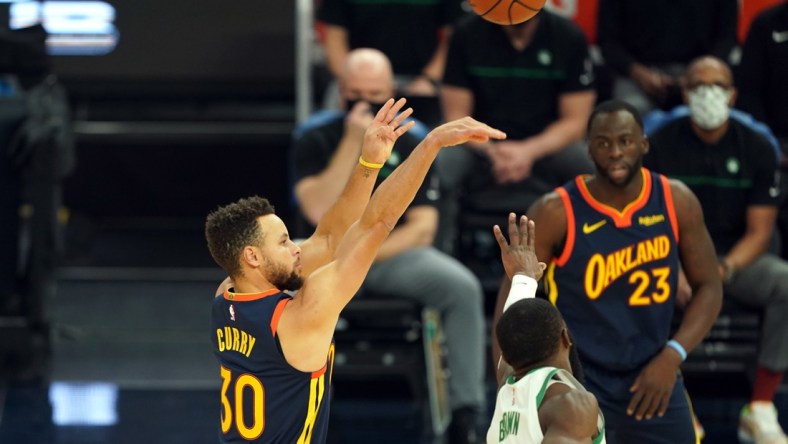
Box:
688, 85, 732, 130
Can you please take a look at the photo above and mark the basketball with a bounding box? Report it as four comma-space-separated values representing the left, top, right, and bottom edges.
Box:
469, 0, 546, 26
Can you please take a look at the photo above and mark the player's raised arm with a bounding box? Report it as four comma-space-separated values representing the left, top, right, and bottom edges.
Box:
491, 194, 566, 379
279, 114, 505, 371
298, 98, 414, 276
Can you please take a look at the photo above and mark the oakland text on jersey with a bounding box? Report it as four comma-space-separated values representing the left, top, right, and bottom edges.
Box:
584, 234, 671, 300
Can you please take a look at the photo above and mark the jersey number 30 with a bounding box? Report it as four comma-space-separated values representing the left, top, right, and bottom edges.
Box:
220, 366, 265, 440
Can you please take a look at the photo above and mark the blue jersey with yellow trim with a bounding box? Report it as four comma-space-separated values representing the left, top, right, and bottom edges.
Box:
210, 289, 334, 443
545, 168, 680, 372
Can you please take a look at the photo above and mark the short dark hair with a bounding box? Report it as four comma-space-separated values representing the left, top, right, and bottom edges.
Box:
205, 196, 276, 278
496, 298, 564, 370
587, 99, 644, 135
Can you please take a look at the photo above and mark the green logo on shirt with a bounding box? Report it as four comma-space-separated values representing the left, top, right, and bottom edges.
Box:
538, 50, 552, 66
726, 157, 740, 174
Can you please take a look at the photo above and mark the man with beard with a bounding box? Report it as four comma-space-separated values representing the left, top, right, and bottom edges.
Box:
204, 98, 505, 444
492, 100, 722, 443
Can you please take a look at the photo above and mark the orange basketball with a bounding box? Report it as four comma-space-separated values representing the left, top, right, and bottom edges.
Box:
469, 0, 546, 26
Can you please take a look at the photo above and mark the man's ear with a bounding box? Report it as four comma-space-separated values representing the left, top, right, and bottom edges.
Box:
242, 246, 261, 267
728, 86, 738, 107
561, 327, 572, 350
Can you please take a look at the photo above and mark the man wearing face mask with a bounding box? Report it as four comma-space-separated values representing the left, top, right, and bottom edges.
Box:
645, 56, 788, 444
292, 48, 488, 444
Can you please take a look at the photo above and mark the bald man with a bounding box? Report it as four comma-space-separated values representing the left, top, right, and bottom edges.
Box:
646, 56, 788, 444
292, 48, 488, 443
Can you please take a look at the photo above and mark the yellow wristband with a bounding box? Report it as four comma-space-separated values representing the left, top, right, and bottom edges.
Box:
358, 156, 384, 169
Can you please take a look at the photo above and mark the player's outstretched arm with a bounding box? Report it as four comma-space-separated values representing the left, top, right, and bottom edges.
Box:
491, 194, 566, 379
280, 116, 505, 371
323, 116, 505, 303
491, 213, 547, 383
298, 98, 414, 276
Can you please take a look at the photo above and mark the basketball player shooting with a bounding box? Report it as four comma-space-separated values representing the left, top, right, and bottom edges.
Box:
206, 98, 506, 443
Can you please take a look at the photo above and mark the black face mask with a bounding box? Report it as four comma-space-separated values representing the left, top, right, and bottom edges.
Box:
345, 99, 388, 113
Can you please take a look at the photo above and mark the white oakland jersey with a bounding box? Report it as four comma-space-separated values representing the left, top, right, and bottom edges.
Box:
487, 366, 606, 443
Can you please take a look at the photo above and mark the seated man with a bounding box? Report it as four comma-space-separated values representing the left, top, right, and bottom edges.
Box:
646, 55, 788, 444
440, 9, 595, 257
737, 2, 788, 259
292, 48, 487, 443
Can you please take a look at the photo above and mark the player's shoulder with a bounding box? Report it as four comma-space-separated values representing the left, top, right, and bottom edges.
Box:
539, 384, 599, 439
529, 189, 567, 217
661, 175, 704, 221
662, 175, 692, 197
528, 189, 569, 241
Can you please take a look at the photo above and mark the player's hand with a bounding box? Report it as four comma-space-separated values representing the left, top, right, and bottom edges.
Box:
345, 101, 375, 141
627, 348, 681, 420
425, 116, 506, 150
493, 213, 546, 281
362, 98, 415, 165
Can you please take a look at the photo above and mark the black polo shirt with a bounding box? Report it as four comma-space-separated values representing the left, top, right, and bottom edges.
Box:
737, 3, 788, 140
645, 117, 780, 254
443, 10, 594, 140
317, 0, 465, 76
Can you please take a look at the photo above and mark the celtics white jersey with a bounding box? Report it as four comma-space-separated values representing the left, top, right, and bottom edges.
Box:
486, 366, 606, 444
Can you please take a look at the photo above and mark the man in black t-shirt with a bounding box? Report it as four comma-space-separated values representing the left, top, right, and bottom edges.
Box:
440, 10, 595, 255
737, 2, 788, 261
646, 56, 788, 444
292, 48, 488, 444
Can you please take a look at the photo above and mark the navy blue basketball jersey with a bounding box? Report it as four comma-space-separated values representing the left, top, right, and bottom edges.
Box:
545, 168, 680, 372
210, 289, 334, 443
